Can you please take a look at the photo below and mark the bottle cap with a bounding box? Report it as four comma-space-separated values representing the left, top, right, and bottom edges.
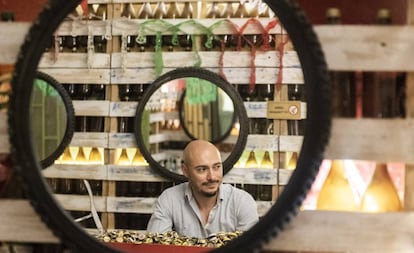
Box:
326, 8, 341, 18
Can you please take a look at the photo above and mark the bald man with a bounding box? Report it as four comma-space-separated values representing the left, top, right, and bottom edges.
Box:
146, 140, 259, 238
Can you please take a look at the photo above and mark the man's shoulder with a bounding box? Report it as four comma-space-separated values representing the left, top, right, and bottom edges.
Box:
160, 182, 187, 197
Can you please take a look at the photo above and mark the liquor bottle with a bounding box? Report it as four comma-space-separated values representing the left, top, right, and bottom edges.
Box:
316, 160, 359, 211
138, 2, 153, 19
234, 2, 249, 18
360, 163, 402, 212
116, 148, 131, 165
260, 151, 273, 169
245, 150, 258, 168
121, 4, 137, 52
132, 149, 147, 166
88, 147, 102, 164
362, 9, 398, 118
153, 2, 167, 19
326, 8, 356, 117
166, 2, 181, 19
180, 2, 193, 18
286, 152, 298, 170
206, 2, 220, 18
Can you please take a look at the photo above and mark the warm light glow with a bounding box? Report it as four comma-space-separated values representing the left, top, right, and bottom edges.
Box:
245, 150, 258, 168
260, 151, 273, 169
316, 160, 359, 211
116, 148, 131, 165
132, 148, 148, 166
286, 152, 297, 170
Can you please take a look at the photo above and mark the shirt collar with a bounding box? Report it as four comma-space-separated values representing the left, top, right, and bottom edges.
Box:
184, 182, 224, 203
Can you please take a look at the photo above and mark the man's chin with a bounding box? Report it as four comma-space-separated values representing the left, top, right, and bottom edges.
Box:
202, 190, 218, 198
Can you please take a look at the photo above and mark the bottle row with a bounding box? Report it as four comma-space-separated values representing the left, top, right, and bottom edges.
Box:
69, 2, 275, 21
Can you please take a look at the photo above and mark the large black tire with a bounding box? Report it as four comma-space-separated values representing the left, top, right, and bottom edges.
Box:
8, 0, 331, 252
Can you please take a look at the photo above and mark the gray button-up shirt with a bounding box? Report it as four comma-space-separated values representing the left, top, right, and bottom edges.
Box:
146, 182, 259, 238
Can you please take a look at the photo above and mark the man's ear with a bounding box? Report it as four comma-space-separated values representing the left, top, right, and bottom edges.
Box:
181, 163, 189, 177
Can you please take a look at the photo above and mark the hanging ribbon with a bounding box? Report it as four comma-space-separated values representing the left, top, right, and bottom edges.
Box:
79, 0, 89, 18
154, 31, 164, 77
208, 19, 239, 81
276, 33, 290, 91
186, 77, 217, 105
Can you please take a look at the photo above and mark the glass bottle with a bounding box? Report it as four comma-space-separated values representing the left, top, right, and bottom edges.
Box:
245, 150, 258, 168
362, 9, 398, 118
206, 2, 220, 18
88, 147, 102, 164
180, 2, 193, 18
260, 151, 273, 169
360, 163, 403, 212
316, 160, 358, 211
326, 8, 356, 118
286, 152, 297, 170
166, 2, 181, 19
116, 148, 131, 165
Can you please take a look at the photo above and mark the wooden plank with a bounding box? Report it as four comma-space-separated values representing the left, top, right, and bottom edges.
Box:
71, 132, 109, 147
42, 164, 107, 180
0, 23, 30, 64
0, 200, 60, 243
223, 167, 291, 185
111, 51, 299, 68
39, 53, 111, 69
325, 118, 414, 163
73, 100, 111, 116
54, 194, 106, 212
37, 68, 111, 84
108, 132, 137, 148
109, 101, 139, 117
263, 210, 414, 253
107, 165, 166, 181
106, 196, 156, 213
315, 25, 414, 71
111, 67, 303, 84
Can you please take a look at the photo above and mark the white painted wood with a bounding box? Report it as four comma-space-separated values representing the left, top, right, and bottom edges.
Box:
39, 52, 111, 68
0, 200, 60, 243
279, 135, 303, 152
106, 196, 156, 213
315, 25, 414, 71
73, 100, 111, 116
325, 118, 414, 163
108, 132, 137, 148
43, 164, 108, 180
71, 132, 109, 147
111, 67, 304, 84
109, 101, 139, 117
54, 194, 106, 212
55, 20, 108, 36
0, 23, 30, 64
111, 51, 298, 68
107, 165, 166, 181
38, 68, 111, 84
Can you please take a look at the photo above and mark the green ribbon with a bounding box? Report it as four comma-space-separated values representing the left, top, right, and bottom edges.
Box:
186, 77, 217, 105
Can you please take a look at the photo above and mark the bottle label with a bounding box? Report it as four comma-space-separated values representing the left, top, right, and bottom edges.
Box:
267, 101, 302, 120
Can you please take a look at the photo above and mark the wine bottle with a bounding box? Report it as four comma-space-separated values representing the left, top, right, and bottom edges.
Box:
316, 160, 359, 211
245, 150, 258, 168
180, 2, 193, 18
260, 151, 273, 169
362, 9, 398, 118
360, 163, 402, 212
326, 8, 356, 117
286, 152, 297, 170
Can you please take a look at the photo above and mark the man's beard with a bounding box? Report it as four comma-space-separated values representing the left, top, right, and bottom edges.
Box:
201, 181, 220, 197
